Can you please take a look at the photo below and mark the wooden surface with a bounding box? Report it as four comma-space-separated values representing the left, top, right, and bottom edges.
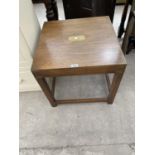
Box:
32, 16, 126, 76
32, 16, 127, 106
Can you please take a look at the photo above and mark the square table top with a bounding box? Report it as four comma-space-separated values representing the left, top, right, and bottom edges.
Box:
32, 16, 126, 75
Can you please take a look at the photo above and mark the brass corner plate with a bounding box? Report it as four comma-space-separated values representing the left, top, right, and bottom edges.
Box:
68, 35, 86, 42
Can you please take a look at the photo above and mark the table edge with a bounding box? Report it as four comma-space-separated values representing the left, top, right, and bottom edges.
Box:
32, 64, 127, 77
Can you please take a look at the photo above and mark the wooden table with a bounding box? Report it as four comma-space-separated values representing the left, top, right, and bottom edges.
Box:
32, 16, 127, 107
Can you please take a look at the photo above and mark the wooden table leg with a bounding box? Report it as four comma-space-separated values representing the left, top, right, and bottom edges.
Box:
33, 69, 125, 107
34, 76, 57, 107
107, 69, 125, 104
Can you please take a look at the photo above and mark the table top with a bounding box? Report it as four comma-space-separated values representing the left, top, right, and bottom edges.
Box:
32, 16, 126, 75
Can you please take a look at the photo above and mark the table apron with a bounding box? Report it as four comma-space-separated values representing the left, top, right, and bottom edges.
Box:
32, 65, 126, 77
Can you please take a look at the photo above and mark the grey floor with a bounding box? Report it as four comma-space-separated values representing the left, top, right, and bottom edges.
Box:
19, 2, 135, 155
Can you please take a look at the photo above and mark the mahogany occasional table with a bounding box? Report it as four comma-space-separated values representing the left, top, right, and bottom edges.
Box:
32, 16, 127, 107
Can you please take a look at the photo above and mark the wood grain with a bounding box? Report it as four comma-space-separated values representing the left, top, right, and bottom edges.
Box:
56, 98, 107, 104
32, 16, 127, 106
32, 16, 126, 75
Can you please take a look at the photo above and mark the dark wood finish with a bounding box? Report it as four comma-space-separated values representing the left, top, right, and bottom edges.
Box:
43, 0, 58, 21
122, 12, 135, 54
122, 0, 135, 54
118, 0, 133, 38
118, 0, 130, 38
62, 0, 116, 21
32, 16, 127, 107
32, 0, 43, 3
